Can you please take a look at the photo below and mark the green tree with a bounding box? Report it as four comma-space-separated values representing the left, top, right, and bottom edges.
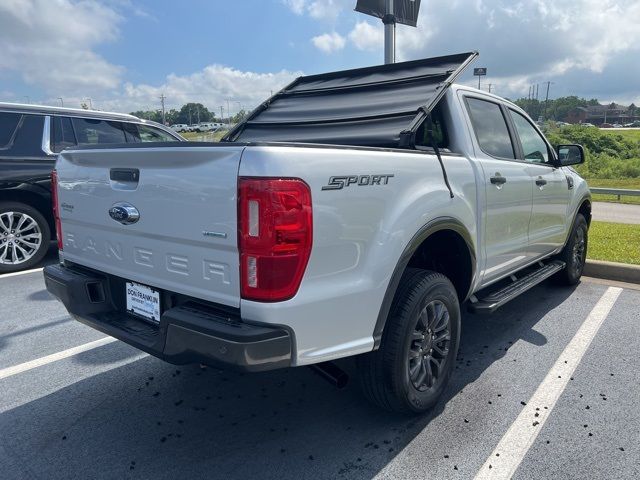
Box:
546, 124, 640, 179
546, 96, 588, 121
176, 103, 212, 125
231, 109, 247, 124
130, 110, 162, 122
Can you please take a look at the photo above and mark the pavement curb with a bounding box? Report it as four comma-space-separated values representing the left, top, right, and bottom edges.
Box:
584, 259, 640, 284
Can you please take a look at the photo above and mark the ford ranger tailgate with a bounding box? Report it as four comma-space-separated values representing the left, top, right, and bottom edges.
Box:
55, 144, 244, 308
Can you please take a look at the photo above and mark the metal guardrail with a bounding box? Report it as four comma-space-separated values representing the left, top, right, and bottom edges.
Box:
590, 187, 640, 200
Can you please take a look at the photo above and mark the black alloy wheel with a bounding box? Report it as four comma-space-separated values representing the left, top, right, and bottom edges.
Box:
408, 300, 451, 392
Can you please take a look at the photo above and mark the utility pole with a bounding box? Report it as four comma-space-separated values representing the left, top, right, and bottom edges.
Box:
188, 107, 192, 125
159, 94, 166, 125
220, 106, 224, 123
196, 106, 200, 124
58, 97, 64, 107
488, 83, 494, 94
226, 99, 231, 125
543, 81, 553, 119
535, 84, 539, 101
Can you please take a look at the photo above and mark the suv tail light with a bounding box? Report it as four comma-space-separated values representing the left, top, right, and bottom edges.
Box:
51, 169, 63, 250
238, 177, 312, 302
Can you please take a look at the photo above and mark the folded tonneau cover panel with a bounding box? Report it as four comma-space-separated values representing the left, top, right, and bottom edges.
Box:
225, 52, 477, 148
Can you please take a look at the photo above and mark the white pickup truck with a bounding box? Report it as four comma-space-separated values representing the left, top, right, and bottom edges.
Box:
44, 52, 591, 413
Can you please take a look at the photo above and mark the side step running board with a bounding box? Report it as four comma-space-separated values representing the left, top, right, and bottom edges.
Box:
468, 260, 565, 314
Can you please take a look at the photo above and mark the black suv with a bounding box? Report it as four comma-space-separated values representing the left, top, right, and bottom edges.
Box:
0, 103, 183, 273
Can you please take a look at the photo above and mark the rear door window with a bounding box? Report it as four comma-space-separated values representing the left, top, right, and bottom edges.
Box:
137, 124, 177, 142
123, 123, 178, 143
466, 97, 515, 159
72, 118, 127, 145
9, 114, 45, 157
51, 116, 77, 153
0, 112, 22, 149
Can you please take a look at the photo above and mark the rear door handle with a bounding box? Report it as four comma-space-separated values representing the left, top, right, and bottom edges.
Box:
490, 175, 507, 185
535, 177, 547, 186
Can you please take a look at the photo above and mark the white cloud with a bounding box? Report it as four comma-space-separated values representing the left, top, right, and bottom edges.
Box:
283, 0, 350, 21
67, 64, 302, 114
392, 0, 640, 100
312, 32, 346, 53
308, 0, 348, 21
292, 0, 640, 102
282, 0, 306, 15
0, 0, 123, 94
348, 21, 382, 51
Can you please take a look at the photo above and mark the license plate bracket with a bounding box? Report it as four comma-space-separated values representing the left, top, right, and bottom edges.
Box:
126, 281, 161, 323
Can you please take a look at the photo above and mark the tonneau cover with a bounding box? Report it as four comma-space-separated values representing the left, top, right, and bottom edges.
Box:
224, 52, 477, 148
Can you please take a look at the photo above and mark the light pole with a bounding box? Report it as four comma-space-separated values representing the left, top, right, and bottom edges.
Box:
355, 0, 421, 65
383, 0, 395, 64
83, 97, 93, 109
58, 97, 64, 107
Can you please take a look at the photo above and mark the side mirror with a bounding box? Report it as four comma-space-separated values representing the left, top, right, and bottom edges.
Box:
555, 144, 585, 166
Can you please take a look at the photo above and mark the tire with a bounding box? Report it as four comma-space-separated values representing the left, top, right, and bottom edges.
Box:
0, 201, 51, 273
554, 213, 588, 285
358, 268, 461, 414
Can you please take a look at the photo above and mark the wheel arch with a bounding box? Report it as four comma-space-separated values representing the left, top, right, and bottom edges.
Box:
372, 217, 476, 348
0, 185, 54, 235
577, 196, 592, 227
559, 194, 592, 251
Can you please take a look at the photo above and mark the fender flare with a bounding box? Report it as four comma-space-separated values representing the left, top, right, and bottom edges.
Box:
560, 194, 592, 250
372, 216, 476, 348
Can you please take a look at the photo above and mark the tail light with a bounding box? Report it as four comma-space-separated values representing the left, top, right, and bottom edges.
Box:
51, 169, 63, 250
238, 177, 312, 302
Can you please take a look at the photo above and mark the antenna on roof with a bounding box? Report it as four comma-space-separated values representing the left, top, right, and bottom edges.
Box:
355, 0, 422, 64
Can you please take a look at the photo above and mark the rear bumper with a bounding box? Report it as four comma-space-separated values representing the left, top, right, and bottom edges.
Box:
43, 263, 292, 372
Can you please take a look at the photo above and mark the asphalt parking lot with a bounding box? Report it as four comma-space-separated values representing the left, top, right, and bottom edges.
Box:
1, 254, 639, 479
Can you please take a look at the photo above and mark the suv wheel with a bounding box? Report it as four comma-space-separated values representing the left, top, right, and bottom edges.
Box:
358, 269, 461, 414
554, 213, 588, 285
0, 202, 51, 273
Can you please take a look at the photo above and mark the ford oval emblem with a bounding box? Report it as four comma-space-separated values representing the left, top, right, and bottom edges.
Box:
109, 202, 140, 225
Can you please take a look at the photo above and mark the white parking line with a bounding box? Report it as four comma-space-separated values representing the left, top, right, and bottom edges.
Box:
0, 337, 118, 380
474, 286, 623, 480
0, 267, 44, 279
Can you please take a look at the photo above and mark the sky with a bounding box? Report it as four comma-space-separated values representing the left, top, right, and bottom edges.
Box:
1, 0, 639, 116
